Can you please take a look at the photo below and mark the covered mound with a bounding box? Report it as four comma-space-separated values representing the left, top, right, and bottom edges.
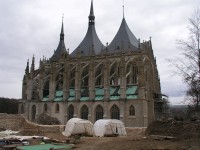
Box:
146, 120, 200, 139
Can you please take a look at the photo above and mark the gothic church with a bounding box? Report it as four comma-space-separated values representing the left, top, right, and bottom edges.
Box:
19, 0, 163, 127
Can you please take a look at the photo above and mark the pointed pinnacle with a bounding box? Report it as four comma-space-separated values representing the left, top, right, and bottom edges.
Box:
90, 0, 94, 17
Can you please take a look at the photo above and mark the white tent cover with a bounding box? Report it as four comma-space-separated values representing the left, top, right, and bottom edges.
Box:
94, 119, 127, 137
62, 118, 94, 137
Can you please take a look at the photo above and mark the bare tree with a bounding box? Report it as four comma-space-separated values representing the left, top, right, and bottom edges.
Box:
171, 8, 200, 110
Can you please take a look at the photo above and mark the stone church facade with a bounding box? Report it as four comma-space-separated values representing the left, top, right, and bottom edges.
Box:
19, 1, 163, 127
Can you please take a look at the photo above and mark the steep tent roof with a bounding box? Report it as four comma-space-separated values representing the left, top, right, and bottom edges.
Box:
70, 0, 105, 57
50, 20, 67, 61
108, 18, 138, 53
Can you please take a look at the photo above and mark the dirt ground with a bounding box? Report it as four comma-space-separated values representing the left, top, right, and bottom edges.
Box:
44, 127, 200, 150
73, 128, 200, 150
2, 120, 200, 150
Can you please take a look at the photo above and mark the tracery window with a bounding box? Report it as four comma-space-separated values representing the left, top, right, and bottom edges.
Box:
81, 66, 89, 87
110, 63, 120, 86
126, 63, 138, 85
44, 103, 47, 112
95, 105, 104, 121
81, 105, 88, 120
111, 105, 120, 120
68, 105, 74, 120
55, 103, 60, 113
43, 79, 50, 98
31, 105, 36, 121
95, 65, 103, 86
70, 68, 75, 87
56, 69, 64, 91
129, 105, 135, 116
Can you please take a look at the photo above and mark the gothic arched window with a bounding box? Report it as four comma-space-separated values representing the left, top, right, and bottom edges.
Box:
95, 105, 104, 121
133, 65, 138, 84
126, 63, 138, 85
56, 69, 64, 91
70, 68, 75, 87
129, 105, 135, 116
110, 63, 120, 86
111, 105, 120, 120
68, 105, 74, 120
31, 105, 36, 121
95, 65, 103, 86
81, 105, 88, 120
43, 79, 50, 97
44, 103, 47, 112
55, 103, 60, 113
81, 66, 89, 87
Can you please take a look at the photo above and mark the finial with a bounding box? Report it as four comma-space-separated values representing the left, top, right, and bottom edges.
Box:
25, 59, 29, 74
62, 13, 64, 22
32, 54, 35, 63
89, 0, 95, 25
31, 54, 35, 72
149, 36, 152, 49
59, 14, 64, 40
123, 0, 125, 18
90, 0, 94, 16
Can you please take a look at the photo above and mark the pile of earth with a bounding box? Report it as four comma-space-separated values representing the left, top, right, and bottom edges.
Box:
145, 120, 200, 139
36, 113, 60, 125
0, 128, 5, 132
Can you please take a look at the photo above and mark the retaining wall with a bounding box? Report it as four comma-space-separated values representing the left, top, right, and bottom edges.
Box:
0, 113, 65, 135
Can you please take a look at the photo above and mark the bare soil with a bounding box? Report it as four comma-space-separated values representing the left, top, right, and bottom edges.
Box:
73, 128, 200, 150
2, 120, 200, 150
43, 126, 200, 150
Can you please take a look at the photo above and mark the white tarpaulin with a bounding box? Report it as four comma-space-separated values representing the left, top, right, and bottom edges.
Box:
62, 118, 94, 137
0, 130, 19, 139
94, 119, 127, 137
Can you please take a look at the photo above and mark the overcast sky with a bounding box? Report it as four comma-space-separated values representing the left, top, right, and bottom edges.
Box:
0, 0, 199, 104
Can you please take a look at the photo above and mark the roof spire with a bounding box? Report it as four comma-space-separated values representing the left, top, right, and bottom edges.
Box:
123, 0, 125, 18
60, 14, 64, 40
50, 16, 67, 61
88, 0, 95, 25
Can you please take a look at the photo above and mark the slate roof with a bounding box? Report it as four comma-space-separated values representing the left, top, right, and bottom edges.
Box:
50, 21, 67, 61
70, 0, 105, 57
107, 18, 139, 53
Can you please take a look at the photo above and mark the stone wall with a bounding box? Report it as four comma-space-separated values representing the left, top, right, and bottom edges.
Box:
0, 113, 65, 135
0, 113, 24, 130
